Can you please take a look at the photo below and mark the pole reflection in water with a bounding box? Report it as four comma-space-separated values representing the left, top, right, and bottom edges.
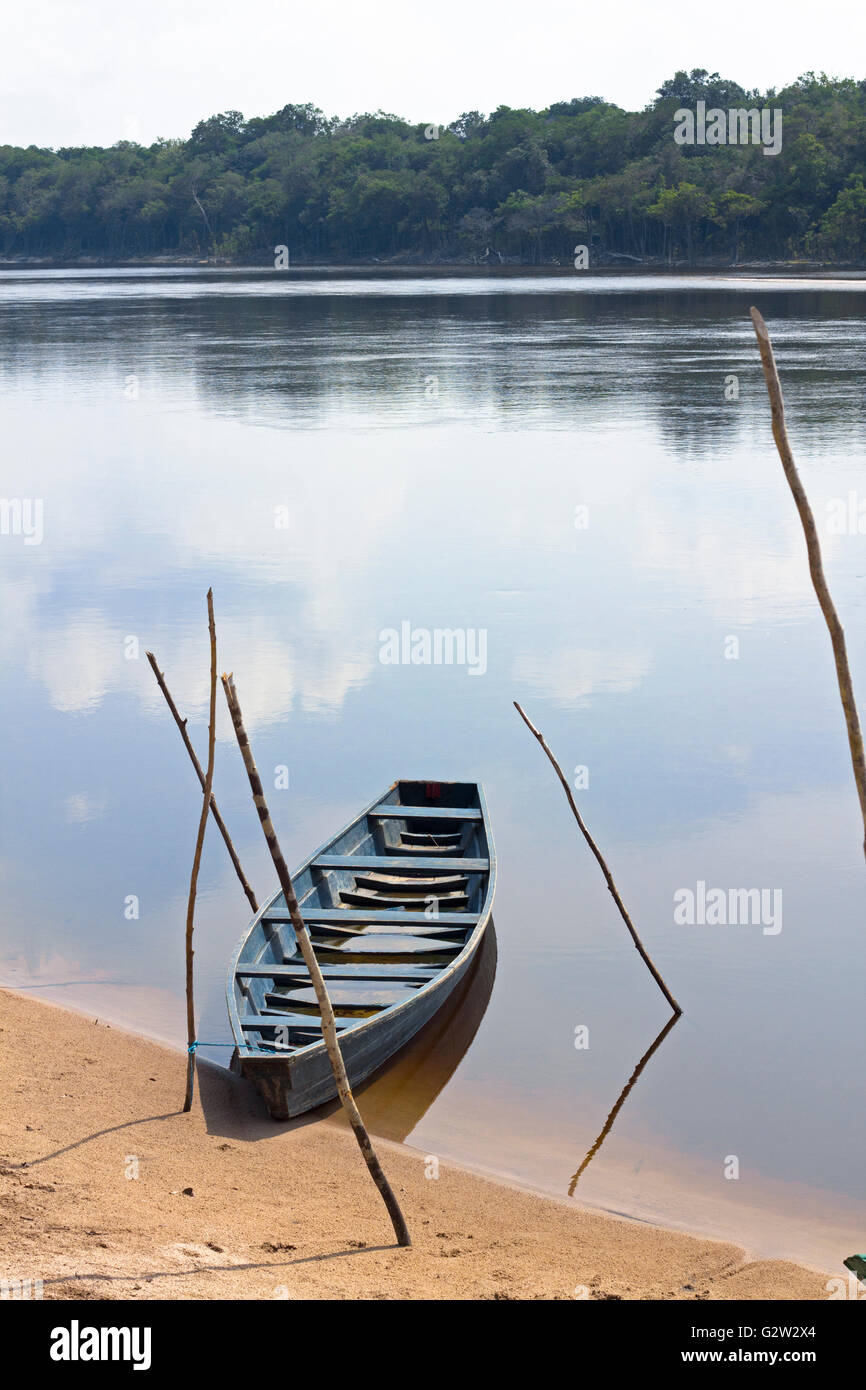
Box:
568, 1012, 680, 1196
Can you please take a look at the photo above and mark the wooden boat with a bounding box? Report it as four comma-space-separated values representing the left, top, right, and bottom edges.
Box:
227, 779, 495, 1119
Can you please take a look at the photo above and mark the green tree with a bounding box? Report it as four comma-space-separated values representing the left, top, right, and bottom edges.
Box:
716, 190, 766, 263
648, 182, 716, 263
817, 175, 866, 259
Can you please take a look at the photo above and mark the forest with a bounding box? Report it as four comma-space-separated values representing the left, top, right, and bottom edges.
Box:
1, 69, 865, 265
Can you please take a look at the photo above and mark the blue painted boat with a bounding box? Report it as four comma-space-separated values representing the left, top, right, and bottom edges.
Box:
227, 780, 496, 1119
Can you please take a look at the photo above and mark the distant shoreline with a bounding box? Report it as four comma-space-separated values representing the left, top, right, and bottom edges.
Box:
1, 257, 865, 280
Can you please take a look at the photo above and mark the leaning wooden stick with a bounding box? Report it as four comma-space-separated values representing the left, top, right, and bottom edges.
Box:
183, 590, 218, 1111
146, 650, 259, 913
514, 701, 681, 1014
221, 672, 411, 1247
751, 307, 866, 863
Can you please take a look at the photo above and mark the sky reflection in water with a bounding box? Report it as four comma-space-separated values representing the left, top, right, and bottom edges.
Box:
0, 271, 863, 1269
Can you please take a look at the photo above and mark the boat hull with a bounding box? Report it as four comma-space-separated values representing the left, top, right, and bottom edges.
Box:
235, 924, 487, 1118
226, 779, 496, 1120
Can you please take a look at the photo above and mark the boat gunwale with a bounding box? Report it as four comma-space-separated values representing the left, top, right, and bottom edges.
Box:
226, 779, 495, 1067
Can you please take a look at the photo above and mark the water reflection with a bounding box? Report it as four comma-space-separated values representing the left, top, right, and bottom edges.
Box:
569, 1011, 680, 1195
327, 925, 497, 1141
1, 276, 864, 454
0, 271, 864, 1269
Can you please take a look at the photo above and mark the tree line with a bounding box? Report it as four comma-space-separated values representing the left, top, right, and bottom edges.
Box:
2, 69, 865, 265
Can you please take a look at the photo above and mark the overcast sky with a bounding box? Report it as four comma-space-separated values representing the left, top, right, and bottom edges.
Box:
3, 0, 865, 148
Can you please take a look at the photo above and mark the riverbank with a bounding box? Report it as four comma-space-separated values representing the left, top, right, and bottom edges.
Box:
1, 257, 865, 278
0, 990, 827, 1300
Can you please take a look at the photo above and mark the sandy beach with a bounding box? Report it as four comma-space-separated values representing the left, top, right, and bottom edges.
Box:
0, 989, 829, 1301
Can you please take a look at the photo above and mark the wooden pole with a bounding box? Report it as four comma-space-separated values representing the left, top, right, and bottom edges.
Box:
182, 590, 217, 1112
750, 307, 866, 863
221, 672, 411, 1248
514, 700, 681, 1015
146, 650, 259, 914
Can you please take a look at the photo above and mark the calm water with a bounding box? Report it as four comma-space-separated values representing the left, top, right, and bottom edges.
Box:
1, 269, 864, 1273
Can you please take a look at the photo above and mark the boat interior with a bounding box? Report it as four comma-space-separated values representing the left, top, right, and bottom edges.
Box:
231, 781, 492, 1055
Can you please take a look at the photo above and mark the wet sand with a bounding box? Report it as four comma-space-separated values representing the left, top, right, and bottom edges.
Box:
0, 989, 828, 1300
